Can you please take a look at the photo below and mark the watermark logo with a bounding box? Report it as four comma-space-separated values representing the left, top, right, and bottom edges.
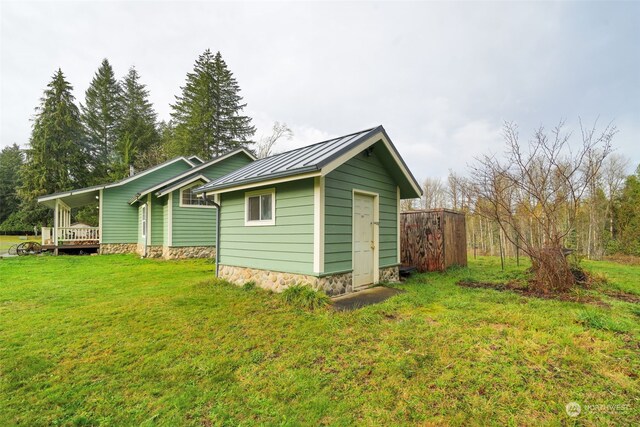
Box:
566, 402, 581, 417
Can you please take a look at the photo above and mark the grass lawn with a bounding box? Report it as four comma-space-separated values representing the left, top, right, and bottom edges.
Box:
0, 255, 638, 425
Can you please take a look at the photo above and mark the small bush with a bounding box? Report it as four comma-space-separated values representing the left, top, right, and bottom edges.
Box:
242, 281, 256, 291
281, 284, 331, 310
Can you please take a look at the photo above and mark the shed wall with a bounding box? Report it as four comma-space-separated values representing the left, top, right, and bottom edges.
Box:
219, 179, 315, 275
323, 149, 398, 275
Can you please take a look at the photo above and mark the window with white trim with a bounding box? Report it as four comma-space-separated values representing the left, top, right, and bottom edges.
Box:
245, 189, 275, 226
180, 182, 216, 207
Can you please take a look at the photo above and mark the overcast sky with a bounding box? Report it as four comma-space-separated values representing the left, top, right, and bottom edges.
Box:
1, 0, 638, 181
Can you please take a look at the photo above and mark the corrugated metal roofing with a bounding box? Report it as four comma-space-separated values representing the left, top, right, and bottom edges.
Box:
195, 126, 380, 193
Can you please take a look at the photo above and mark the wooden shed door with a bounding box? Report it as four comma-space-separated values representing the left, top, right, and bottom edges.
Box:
353, 193, 375, 288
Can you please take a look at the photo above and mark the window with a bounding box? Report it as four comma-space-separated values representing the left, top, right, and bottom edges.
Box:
180, 182, 216, 208
245, 189, 275, 226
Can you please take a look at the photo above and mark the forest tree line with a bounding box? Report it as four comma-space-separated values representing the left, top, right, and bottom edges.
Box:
402, 125, 640, 260
0, 49, 286, 231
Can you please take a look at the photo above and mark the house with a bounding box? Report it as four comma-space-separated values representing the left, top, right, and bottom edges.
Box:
37, 149, 255, 258
194, 126, 422, 295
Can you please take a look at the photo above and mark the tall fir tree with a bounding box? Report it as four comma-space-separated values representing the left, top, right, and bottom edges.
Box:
211, 51, 255, 156
0, 144, 24, 224
81, 59, 122, 183
171, 49, 255, 159
18, 69, 87, 226
112, 66, 160, 179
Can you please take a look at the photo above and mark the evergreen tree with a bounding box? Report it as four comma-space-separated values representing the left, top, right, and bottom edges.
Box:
81, 59, 121, 182
0, 144, 24, 224
112, 67, 160, 179
18, 69, 87, 226
210, 51, 255, 156
171, 49, 255, 159
616, 165, 640, 255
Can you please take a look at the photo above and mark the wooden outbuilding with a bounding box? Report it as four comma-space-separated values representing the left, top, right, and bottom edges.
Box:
400, 209, 467, 272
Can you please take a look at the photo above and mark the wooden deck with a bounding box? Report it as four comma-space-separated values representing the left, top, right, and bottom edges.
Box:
42, 244, 100, 255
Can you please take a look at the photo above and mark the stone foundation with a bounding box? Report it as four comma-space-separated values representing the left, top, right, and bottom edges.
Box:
99, 243, 138, 255
379, 266, 400, 283
218, 265, 400, 296
219, 264, 352, 296
162, 246, 215, 260
100, 243, 215, 260
146, 245, 163, 258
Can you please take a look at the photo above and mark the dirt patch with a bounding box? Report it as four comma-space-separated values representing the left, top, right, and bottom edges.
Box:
457, 280, 608, 306
602, 290, 640, 304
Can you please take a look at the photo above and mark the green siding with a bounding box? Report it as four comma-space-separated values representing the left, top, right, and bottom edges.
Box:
163, 196, 169, 246
219, 179, 315, 275
171, 188, 216, 247
150, 195, 164, 246
324, 150, 398, 274
200, 155, 253, 180
102, 160, 192, 244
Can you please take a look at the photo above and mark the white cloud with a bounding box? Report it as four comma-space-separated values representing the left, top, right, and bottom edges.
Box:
1, 0, 638, 179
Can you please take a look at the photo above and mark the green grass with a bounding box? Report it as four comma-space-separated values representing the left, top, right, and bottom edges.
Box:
281, 284, 331, 310
0, 255, 638, 425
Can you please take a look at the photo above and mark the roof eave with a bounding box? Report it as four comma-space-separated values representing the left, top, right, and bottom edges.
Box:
193, 166, 320, 194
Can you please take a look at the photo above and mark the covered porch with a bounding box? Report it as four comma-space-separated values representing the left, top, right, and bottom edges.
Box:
38, 187, 101, 254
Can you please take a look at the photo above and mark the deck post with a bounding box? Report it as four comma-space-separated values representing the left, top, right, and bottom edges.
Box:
53, 200, 59, 256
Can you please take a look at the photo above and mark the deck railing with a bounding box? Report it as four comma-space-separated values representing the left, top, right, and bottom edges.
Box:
42, 227, 100, 245
58, 227, 99, 242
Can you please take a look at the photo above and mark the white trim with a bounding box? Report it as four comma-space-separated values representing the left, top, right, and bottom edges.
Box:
313, 176, 325, 274
244, 188, 276, 226
321, 131, 422, 197
38, 156, 195, 204
188, 155, 205, 164
178, 179, 217, 209
203, 172, 321, 196
397, 186, 401, 264
38, 186, 102, 203
167, 192, 173, 246
352, 189, 380, 287
134, 149, 256, 201
99, 188, 103, 244
157, 174, 211, 197
53, 200, 59, 245
104, 157, 194, 189
199, 131, 420, 199
141, 203, 148, 240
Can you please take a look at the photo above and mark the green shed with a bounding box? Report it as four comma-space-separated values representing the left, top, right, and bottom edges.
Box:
195, 126, 422, 296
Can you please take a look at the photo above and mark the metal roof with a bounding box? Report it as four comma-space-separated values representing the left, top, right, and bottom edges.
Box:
195, 127, 382, 193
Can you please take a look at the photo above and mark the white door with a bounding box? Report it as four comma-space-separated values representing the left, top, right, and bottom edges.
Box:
353, 193, 375, 288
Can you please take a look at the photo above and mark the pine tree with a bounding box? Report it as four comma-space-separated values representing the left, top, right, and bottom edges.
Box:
171, 49, 255, 159
0, 144, 24, 224
18, 69, 87, 226
81, 59, 121, 182
112, 67, 160, 179
616, 165, 640, 255
210, 51, 255, 156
